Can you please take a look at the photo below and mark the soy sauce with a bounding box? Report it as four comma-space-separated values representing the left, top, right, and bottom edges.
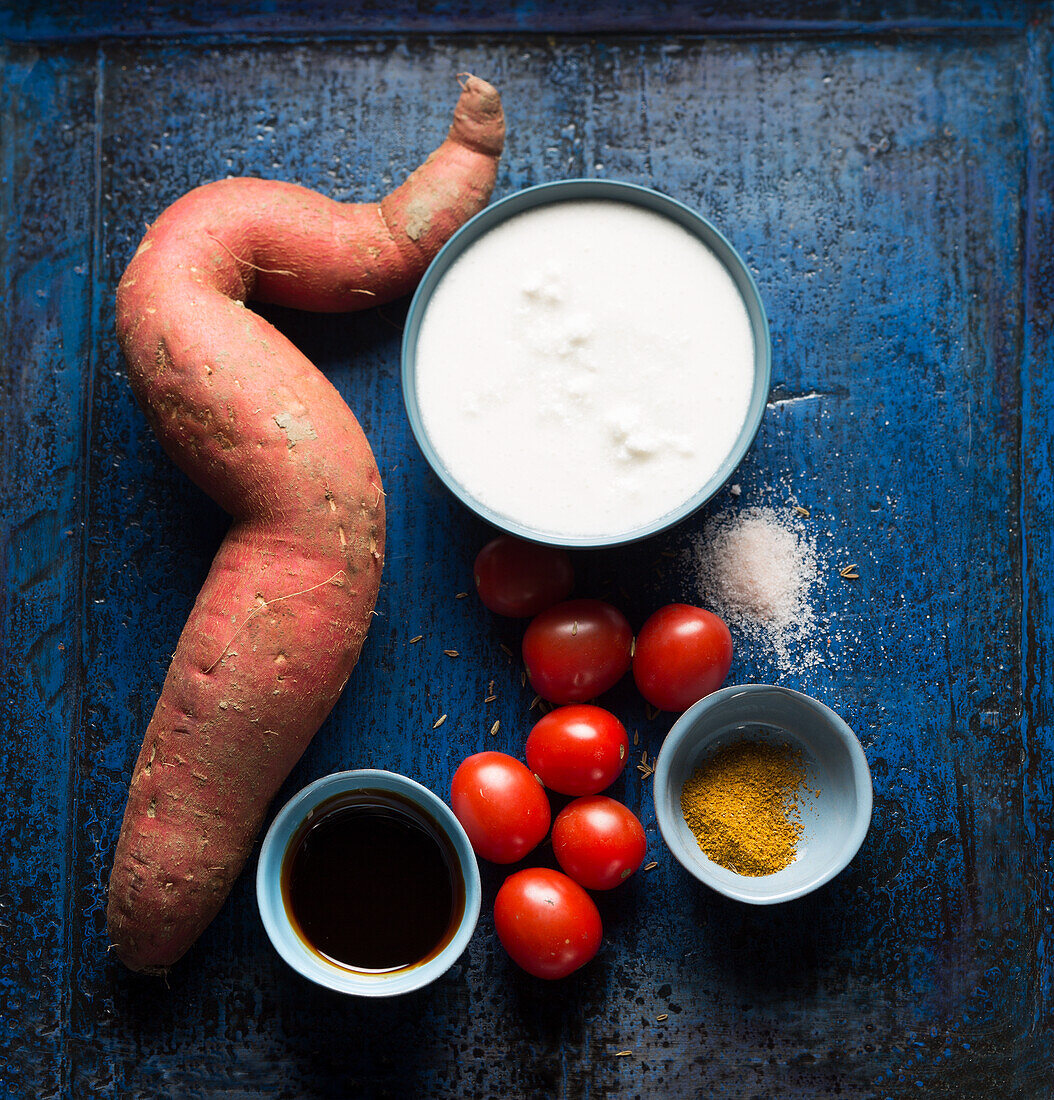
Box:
282, 790, 463, 973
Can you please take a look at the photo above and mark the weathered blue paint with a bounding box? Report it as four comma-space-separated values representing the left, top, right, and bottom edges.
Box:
1, 7, 1053, 1097
0, 2, 1037, 42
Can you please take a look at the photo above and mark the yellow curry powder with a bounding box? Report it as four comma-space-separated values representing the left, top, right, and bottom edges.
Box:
680, 740, 808, 876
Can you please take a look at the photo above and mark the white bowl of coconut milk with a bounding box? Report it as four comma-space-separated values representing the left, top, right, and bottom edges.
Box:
402, 180, 770, 548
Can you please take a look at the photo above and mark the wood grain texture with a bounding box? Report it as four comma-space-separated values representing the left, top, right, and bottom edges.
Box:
1, 7, 1052, 1098
0, 43, 98, 1099
0, 1, 1036, 41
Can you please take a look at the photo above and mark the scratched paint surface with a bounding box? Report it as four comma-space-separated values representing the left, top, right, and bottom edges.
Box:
1, 8, 1052, 1099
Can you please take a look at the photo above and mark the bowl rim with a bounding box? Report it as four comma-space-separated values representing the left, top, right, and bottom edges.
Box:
255, 768, 481, 996
400, 177, 772, 549
653, 684, 873, 904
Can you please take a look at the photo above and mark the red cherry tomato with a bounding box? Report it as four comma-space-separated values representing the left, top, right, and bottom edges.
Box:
473, 536, 574, 618
450, 752, 551, 864
632, 603, 732, 712
525, 705, 629, 796
522, 599, 632, 703
551, 796, 647, 891
493, 867, 602, 979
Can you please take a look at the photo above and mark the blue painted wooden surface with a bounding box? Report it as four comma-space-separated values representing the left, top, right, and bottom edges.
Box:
1, 4, 1053, 1096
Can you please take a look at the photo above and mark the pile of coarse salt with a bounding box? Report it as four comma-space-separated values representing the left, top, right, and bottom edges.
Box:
686, 505, 824, 672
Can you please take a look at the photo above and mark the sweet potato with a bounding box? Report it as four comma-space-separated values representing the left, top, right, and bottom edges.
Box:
107, 76, 505, 973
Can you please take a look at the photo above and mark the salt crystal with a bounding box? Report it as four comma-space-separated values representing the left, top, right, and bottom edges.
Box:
687, 506, 823, 672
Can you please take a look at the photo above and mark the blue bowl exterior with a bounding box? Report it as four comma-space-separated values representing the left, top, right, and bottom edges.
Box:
653, 685, 873, 904
401, 179, 772, 549
256, 770, 481, 996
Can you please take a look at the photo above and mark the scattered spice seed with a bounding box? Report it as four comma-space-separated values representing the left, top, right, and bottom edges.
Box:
633, 731, 639, 746
432, 714, 447, 729
488, 679, 495, 694
521, 670, 527, 688
615, 1051, 633, 1058
408, 635, 423, 644
630, 636, 636, 658
455, 591, 468, 599
499, 643, 514, 657
637, 750, 654, 780
839, 563, 860, 580
794, 505, 811, 518
443, 649, 460, 657
644, 861, 658, 872
656, 1013, 668, 1022
490, 720, 500, 736
645, 704, 659, 721
571, 620, 578, 636
484, 694, 497, 703
529, 694, 542, 710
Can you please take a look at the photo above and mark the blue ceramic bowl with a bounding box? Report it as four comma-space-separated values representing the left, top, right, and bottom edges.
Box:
401, 178, 771, 549
653, 685, 872, 904
256, 770, 481, 995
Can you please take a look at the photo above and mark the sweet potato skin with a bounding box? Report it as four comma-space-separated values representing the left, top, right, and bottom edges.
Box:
107, 76, 504, 973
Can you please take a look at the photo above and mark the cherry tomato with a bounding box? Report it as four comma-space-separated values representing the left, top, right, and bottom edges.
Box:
450, 752, 551, 864
493, 867, 602, 979
522, 599, 632, 703
632, 603, 732, 712
525, 704, 629, 795
473, 536, 574, 618
551, 796, 647, 890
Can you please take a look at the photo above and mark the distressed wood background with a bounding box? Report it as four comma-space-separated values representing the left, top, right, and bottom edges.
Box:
1, 2, 1052, 1096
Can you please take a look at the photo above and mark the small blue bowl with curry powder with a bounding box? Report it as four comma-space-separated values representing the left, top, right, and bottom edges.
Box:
653, 685, 872, 904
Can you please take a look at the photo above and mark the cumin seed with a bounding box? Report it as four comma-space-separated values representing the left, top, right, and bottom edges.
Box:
409, 635, 423, 644
432, 714, 447, 729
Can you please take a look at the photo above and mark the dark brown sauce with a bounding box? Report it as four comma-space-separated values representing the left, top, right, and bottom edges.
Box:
282, 789, 464, 973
